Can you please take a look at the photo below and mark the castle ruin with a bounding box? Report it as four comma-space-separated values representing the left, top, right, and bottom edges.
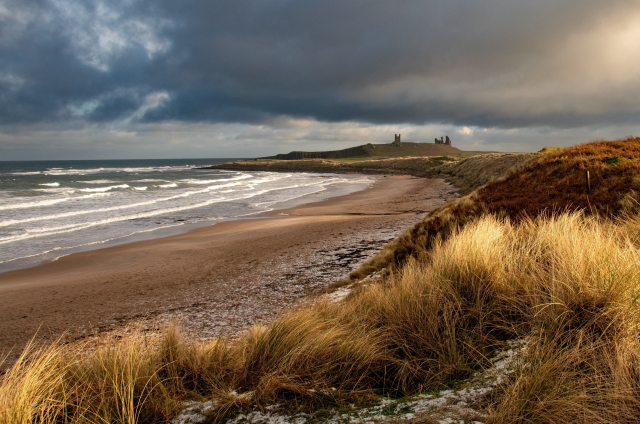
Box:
393, 134, 401, 146
434, 136, 452, 146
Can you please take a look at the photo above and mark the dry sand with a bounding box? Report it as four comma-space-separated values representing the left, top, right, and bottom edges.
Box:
0, 175, 457, 361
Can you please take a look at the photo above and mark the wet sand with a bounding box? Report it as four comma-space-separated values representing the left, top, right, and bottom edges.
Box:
0, 175, 457, 360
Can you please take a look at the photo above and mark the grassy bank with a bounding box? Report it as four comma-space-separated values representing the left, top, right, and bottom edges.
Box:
350, 137, 640, 281
3, 138, 640, 423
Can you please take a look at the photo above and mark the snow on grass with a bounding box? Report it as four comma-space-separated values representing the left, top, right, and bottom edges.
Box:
172, 400, 218, 424
324, 285, 353, 303
172, 339, 528, 423
323, 270, 384, 304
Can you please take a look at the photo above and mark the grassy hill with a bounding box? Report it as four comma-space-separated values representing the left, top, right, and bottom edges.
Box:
6, 138, 640, 423
266, 141, 486, 160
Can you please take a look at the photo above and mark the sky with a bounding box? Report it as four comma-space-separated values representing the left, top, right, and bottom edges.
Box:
1, 0, 640, 160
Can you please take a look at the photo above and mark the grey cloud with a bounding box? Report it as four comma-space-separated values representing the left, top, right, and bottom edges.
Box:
4, 120, 640, 161
1, 0, 640, 129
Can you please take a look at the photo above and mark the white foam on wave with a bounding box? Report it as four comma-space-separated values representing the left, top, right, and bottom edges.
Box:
9, 171, 42, 176
44, 168, 98, 176
0, 221, 201, 266
1, 172, 376, 266
34, 189, 74, 195
41, 165, 192, 176
0, 176, 349, 243
179, 174, 252, 185
78, 184, 130, 193
0, 197, 69, 211
252, 187, 327, 208
0, 192, 111, 211
206, 181, 243, 190
0, 182, 245, 227
0, 174, 316, 219
249, 178, 339, 207
133, 186, 148, 191
39, 182, 60, 187
0, 192, 261, 245
78, 179, 118, 184
122, 166, 191, 173
246, 173, 290, 185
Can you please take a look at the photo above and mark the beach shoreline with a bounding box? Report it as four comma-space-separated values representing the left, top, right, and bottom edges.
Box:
0, 168, 374, 274
0, 175, 457, 363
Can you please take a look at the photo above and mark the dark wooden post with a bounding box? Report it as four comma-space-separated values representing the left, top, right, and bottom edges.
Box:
586, 170, 591, 194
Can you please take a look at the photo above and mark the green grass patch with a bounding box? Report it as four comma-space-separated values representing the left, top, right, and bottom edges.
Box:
324, 156, 383, 163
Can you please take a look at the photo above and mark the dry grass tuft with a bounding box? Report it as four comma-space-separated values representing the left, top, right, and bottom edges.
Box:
0, 339, 70, 424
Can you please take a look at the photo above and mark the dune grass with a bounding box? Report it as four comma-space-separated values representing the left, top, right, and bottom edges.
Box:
4, 211, 640, 423
348, 137, 640, 282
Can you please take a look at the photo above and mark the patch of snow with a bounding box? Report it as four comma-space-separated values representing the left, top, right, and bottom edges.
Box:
174, 339, 528, 423
325, 286, 353, 303
227, 411, 309, 424
220, 340, 527, 424
171, 400, 218, 424
323, 270, 384, 304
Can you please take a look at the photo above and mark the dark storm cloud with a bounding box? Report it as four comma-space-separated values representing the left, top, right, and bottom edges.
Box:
2, 0, 640, 128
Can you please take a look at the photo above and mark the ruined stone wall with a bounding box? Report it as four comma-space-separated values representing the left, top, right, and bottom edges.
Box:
435, 136, 452, 146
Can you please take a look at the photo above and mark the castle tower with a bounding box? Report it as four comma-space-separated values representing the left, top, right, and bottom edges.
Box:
394, 134, 401, 146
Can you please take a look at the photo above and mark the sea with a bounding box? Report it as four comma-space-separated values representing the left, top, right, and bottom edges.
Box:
0, 159, 373, 273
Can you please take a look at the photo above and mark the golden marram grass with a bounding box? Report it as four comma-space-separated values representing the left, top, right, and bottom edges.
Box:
4, 211, 640, 423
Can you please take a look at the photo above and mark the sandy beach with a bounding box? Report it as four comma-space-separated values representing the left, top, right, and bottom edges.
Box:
0, 175, 457, 360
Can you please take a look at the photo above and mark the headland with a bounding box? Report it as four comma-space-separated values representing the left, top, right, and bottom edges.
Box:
206, 152, 533, 195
